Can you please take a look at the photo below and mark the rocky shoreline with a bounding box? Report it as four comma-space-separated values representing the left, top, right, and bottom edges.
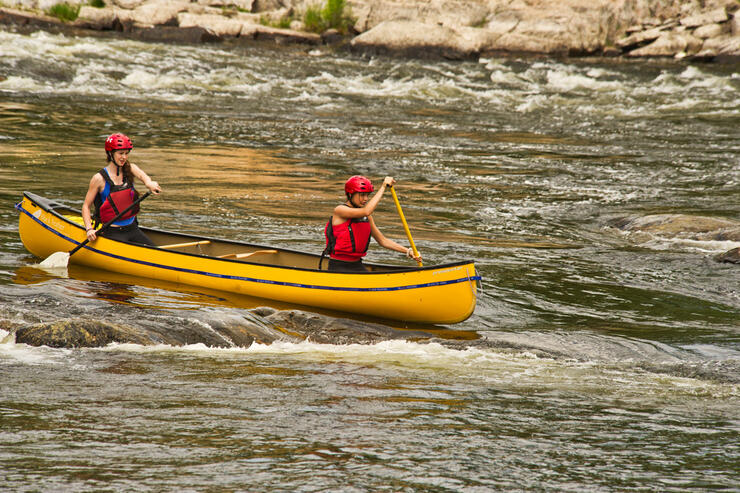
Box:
1, 0, 739, 62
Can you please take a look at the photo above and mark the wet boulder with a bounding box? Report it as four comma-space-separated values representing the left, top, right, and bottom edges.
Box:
716, 247, 740, 264
610, 214, 740, 265
15, 319, 153, 348
611, 214, 740, 241
14, 316, 258, 348
263, 309, 436, 344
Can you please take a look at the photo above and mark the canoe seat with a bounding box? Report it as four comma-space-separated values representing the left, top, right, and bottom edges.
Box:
218, 249, 278, 260
62, 214, 85, 226
160, 240, 211, 250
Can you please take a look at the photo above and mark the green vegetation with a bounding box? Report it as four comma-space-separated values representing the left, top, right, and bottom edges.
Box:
88, 0, 105, 8
470, 16, 488, 28
303, 0, 355, 34
260, 14, 292, 29
221, 4, 251, 17
47, 2, 80, 22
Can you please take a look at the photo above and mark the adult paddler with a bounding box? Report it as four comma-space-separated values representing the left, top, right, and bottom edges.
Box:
81, 133, 161, 245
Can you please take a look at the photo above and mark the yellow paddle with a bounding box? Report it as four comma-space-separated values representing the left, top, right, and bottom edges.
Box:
389, 185, 422, 267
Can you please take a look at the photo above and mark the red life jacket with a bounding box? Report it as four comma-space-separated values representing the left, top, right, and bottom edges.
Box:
93, 168, 139, 226
324, 216, 372, 262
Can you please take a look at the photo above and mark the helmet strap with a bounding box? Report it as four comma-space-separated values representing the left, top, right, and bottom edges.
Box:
347, 193, 359, 208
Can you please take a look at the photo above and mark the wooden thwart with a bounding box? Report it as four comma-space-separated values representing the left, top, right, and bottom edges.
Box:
160, 240, 211, 249
218, 249, 278, 259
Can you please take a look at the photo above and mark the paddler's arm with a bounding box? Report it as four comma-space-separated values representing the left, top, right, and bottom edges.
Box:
368, 216, 423, 262
82, 173, 104, 241
130, 163, 162, 195
333, 176, 395, 220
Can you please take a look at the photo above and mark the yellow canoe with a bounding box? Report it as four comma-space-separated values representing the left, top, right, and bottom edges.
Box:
16, 192, 480, 324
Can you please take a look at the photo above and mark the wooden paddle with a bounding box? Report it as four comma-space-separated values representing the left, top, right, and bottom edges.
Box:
389, 185, 422, 267
39, 191, 152, 269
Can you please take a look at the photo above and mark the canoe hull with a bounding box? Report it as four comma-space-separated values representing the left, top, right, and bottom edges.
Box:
17, 193, 479, 324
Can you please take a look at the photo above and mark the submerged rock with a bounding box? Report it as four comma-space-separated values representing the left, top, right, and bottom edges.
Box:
7, 307, 451, 349
15, 319, 153, 348
264, 309, 437, 345
611, 214, 740, 241
609, 214, 740, 264
13, 316, 258, 348
716, 247, 740, 264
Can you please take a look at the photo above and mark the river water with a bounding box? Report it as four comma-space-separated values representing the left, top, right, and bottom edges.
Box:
1, 29, 739, 491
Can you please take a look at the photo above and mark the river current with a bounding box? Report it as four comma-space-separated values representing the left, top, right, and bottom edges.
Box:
1, 29, 739, 491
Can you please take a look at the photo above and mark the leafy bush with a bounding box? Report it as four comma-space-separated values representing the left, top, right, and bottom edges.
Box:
47, 2, 80, 22
303, 0, 355, 34
260, 14, 293, 29
88, 0, 105, 8
303, 4, 325, 33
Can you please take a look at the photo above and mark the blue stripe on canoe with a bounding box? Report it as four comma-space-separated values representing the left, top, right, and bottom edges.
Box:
17, 202, 482, 292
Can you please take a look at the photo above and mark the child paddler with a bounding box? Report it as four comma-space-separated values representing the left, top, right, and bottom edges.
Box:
322, 175, 422, 272
81, 133, 161, 246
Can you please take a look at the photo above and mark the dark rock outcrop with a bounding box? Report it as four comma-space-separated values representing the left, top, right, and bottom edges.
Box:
12, 316, 258, 348
716, 247, 740, 264
263, 309, 437, 345
15, 319, 154, 348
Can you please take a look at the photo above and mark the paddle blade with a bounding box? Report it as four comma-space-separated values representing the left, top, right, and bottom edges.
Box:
39, 251, 70, 269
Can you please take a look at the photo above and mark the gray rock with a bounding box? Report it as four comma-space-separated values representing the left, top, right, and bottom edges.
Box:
680, 7, 728, 28
616, 27, 664, 49
351, 19, 498, 59
252, 24, 320, 44
128, 0, 190, 27
252, 0, 284, 12
178, 12, 245, 37
628, 31, 703, 57
200, 0, 253, 9
126, 24, 220, 43
111, 0, 146, 9
695, 33, 740, 60
694, 22, 727, 39
485, 17, 518, 34
75, 6, 117, 30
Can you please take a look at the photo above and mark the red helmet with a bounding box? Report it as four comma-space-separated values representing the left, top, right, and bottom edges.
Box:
105, 133, 133, 152
345, 175, 374, 195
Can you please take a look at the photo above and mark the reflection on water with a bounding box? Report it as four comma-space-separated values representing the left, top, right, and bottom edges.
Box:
14, 264, 295, 311
12, 265, 481, 341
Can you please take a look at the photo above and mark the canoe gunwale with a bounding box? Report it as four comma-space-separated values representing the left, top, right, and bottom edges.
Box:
19, 191, 476, 275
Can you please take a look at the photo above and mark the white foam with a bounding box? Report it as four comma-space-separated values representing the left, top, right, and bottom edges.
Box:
0, 340, 73, 366
0, 76, 47, 92
642, 237, 740, 254
91, 339, 739, 397
546, 69, 623, 93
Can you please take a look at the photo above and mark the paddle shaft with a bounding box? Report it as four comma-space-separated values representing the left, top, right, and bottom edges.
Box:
389, 186, 422, 267
68, 191, 152, 257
